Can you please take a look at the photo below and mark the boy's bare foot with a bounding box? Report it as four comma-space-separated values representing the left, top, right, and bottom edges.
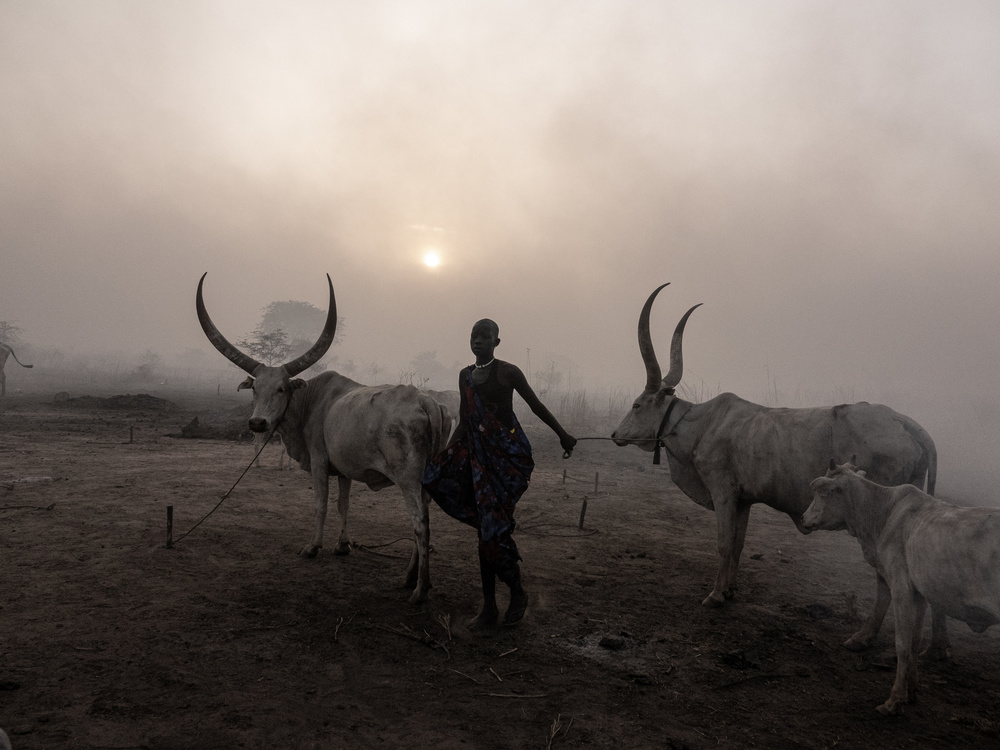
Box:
503, 585, 528, 625
468, 605, 499, 630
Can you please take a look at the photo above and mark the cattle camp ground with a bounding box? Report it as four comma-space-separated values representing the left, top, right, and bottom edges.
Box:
2, 381, 1000, 749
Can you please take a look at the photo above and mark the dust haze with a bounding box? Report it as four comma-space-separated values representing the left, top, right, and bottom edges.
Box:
2, 1, 999, 502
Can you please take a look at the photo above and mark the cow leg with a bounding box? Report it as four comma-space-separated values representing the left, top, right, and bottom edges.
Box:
845, 572, 891, 651
909, 594, 927, 704
300, 467, 330, 558
721, 501, 752, 600
704, 492, 740, 607
879, 587, 920, 716
399, 484, 431, 604
332, 476, 353, 555
920, 606, 951, 661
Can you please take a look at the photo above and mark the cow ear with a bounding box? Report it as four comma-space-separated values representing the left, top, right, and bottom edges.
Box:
237, 376, 254, 391
290, 378, 308, 390
811, 476, 832, 493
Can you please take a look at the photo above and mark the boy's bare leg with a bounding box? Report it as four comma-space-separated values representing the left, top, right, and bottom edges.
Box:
468, 553, 499, 629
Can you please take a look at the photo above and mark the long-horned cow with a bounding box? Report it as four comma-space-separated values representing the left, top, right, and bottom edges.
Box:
611, 284, 946, 654
0, 342, 33, 397
197, 273, 453, 603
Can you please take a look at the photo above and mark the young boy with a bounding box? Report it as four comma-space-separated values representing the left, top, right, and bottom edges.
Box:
423, 319, 577, 628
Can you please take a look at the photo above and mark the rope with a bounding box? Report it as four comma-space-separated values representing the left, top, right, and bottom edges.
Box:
354, 538, 416, 560
170, 426, 277, 546
518, 523, 599, 538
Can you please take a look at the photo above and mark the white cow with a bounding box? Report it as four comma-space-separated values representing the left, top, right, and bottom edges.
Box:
803, 461, 1000, 715
197, 273, 453, 603
0, 342, 33, 396
611, 283, 945, 655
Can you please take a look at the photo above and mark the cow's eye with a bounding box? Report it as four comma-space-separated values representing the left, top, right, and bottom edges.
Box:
277, 387, 285, 394
632, 402, 640, 410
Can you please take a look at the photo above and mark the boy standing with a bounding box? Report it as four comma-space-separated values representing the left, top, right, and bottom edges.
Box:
423, 319, 577, 628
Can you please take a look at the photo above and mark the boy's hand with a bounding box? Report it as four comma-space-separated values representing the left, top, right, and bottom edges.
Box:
560, 434, 577, 458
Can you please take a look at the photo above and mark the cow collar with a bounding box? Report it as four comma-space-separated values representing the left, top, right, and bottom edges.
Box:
653, 394, 686, 465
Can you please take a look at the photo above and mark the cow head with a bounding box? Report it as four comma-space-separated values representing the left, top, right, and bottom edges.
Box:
801, 458, 864, 532
197, 273, 337, 433
611, 283, 702, 451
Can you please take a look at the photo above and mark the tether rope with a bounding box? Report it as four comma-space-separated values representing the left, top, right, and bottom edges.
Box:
169, 426, 277, 546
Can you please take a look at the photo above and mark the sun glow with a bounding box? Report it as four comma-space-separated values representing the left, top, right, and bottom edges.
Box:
422, 250, 442, 268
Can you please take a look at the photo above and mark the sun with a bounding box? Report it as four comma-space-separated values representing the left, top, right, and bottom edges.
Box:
422, 250, 442, 268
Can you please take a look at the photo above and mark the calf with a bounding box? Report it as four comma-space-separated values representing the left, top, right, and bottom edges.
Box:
802, 461, 1000, 715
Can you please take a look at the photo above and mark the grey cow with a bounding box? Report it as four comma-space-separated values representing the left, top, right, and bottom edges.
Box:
611, 283, 946, 654
803, 461, 1000, 714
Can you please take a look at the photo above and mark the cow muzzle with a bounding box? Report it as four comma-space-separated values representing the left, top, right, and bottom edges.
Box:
248, 417, 269, 433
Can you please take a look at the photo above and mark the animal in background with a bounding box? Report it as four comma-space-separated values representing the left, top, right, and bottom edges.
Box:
0, 341, 33, 396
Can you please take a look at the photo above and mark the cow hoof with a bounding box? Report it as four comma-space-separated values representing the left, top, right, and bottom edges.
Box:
408, 589, 428, 605
702, 592, 726, 608
920, 644, 951, 662
876, 702, 902, 717
300, 545, 320, 558
333, 542, 352, 556
843, 634, 872, 652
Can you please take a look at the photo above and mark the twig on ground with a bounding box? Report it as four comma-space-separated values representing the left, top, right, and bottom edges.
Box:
498, 647, 518, 658
449, 668, 480, 684
376, 623, 451, 660
333, 613, 355, 642
0, 503, 56, 511
480, 693, 547, 698
489, 667, 503, 682
713, 673, 793, 691
546, 714, 563, 750
435, 612, 452, 642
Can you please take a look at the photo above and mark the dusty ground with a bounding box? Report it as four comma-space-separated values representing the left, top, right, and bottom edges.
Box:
1, 391, 999, 749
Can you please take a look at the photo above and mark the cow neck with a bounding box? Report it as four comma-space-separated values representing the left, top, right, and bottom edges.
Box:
266, 387, 295, 442
653, 395, 681, 465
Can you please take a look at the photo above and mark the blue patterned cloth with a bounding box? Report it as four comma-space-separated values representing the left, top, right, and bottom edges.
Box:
422, 368, 534, 584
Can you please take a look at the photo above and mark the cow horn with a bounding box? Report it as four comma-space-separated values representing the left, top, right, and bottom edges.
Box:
283, 274, 337, 377
662, 303, 703, 389
196, 273, 263, 375
638, 284, 669, 391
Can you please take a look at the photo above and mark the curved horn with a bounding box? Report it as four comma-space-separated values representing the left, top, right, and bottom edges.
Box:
638, 283, 669, 391
196, 273, 263, 375
662, 303, 703, 389
283, 274, 337, 377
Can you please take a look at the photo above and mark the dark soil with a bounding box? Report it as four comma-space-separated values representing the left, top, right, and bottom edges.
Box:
1, 393, 998, 749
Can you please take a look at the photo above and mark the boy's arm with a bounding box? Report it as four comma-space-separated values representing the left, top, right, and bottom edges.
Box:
506, 364, 577, 454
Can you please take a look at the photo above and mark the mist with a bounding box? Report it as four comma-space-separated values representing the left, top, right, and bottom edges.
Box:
2, 1, 999, 502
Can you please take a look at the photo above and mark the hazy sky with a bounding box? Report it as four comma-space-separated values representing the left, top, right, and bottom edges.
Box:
3, 3, 999, 425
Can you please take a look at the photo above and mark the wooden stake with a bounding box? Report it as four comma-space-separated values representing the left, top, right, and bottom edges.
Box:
594, 471, 599, 493
166, 505, 173, 548
578, 497, 588, 530
562, 469, 566, 484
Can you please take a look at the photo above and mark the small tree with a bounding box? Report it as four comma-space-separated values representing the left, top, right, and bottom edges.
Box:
237, 327, 291, 366
132, 349, 162, 381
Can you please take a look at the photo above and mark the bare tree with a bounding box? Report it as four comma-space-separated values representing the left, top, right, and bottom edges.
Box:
237, 327, 291, 366
0, 321, 23, 346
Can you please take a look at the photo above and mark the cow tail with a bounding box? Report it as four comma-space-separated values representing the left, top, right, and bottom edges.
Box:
900, 416, 938, 495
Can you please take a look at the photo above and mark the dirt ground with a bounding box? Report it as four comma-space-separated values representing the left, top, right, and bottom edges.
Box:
2, 391, 999, 750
